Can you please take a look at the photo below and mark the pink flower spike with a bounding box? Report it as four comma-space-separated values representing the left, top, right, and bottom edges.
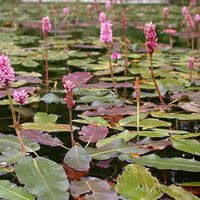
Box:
88, 4, 92, 15
13, 90, 29, 105
52, 8, 56, 15
188, 57, 195, 70
186, 14, 194, 30
111, 52, 121, 60
144, 22, 158, 55
195, 14, 200, 23
63, 8, 69, 15
163, 7, 169, 20
0, 54, 15, 88
64, 80, 75, 109
106, 1, 111, 10
182, 6, 187, 15
100, 21, 113, 45
88, 4, 92, 9
42, 16, 51, 34
99, 12, 106, 23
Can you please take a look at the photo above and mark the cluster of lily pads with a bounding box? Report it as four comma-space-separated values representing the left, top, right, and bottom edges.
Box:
0, 0, 200, 200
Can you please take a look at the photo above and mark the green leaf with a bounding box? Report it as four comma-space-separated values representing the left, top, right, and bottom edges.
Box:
63, 146, 91, 171
20, 122, 74, 132
123, 118, 171, 129
0, 134, 40, 153
116, 164, 162, 200
41, 93, 64, 104
151, 111, 200, 120
96, 131, 137, 147
119, 113, 148, 126
119, 154, 200, 172
0, 180, 35, 200
15, 156, 69, 200
86, 138, 150, 160
170, 137, 200, 156
34, 112, 58, 123
0, 166, 14, 173
22, 60, 39, 68
178, 182, 200, 187
137, 130, 169, 137
159, 184, 200, 200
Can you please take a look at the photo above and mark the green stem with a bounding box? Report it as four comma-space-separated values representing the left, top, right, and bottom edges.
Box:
17, 104, 22, 125
189, 68, 193, 83
7, 88, 25, 152
69, 108, 75, 147
150, 54, 165, 105
107, 45, 118, 96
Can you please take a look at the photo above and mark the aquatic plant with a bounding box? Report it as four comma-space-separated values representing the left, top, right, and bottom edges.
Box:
99, 12, 107, 23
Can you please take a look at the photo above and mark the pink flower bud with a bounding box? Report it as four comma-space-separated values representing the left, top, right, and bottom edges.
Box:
0, 54, 15, 88
88, 4, 92, 15
186, 14, 194, 30
106, 1, 111, 10
64, 80, 75, 109
99, 12, 106, 23
144, 22, 158, 55
42, 16, 51, 34
52, 8, 56, 15
100, 21, 113, 45
13, 90, 29, 105
111, 52, 121, 60
63, 8, 69, 15
182, 6, 187, 15
195, 14, 200, 23
188, 57, 195, 70
163, 7, 169, 20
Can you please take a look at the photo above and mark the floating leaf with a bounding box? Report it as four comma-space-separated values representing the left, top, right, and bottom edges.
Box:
119, 154, 200, 172
0, 180, 35, 200
116, 164, 162, 200
34, 112, 58, 123
20, 130, 63, 147
0, 167, 14, 173
22, 60, 39, 68
41, 93, 64, 104
170, 137, 200, 156
63, 146, 91, 171
96, 131, 137, 147
20, 122, 74, 132
76, 115, 109, 126
179, 101, 200, 114
159, 184, 200, 200
86, 138, 151, 160
78, 125, 108, 143
15, 156, 69, 200
0, 134, 40, 153
70, 178, 118, 200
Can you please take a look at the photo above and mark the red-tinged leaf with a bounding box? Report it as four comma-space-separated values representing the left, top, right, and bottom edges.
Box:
62, 161, 88, 180
171, 91, 200, 101
96, 159, 112, 169
78, 125, 108, 143
135, 137, 172, 150
20, 130, 63, 147
182, 186, 200, 195
0, 87, 37, 99
62, 72, 93, 84
78, 81, 133, 89
15, 75, 43, 84
69, 178, 118, 200
103, 115, 123, 126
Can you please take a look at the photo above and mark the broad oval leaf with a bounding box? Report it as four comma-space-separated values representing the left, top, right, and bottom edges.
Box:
64, 146, 91, 171
0, 134, 40, 153
78, 125, 108, 143
70, 177, 118, 200
0, 180, 35, 200
34, 112, 58, 123
116, 164, 162, 200
119, 154, 200, 172
15, 156, 69, 200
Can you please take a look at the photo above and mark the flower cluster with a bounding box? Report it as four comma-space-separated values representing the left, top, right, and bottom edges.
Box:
186, 14, 194, 30
163, 7, 168, 20
64, 80, 75, 109
106, 1, 111, 10
188, 57, 195, 70
100, 22, 113, 45
111, 52, 121, 60
195, 14, 200, 23
13, 90, 29, 105
99, 12, 106, 23
88, 4, 92, 15
182, 6, 187, 15
63, 8, 69, 15
42, 16, 51, 34
0, 54, 15, 88
144, 22, 158, 55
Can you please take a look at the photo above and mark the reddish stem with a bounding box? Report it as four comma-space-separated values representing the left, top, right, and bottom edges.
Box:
45, 33, 49, 90
150, 54, 165, 105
